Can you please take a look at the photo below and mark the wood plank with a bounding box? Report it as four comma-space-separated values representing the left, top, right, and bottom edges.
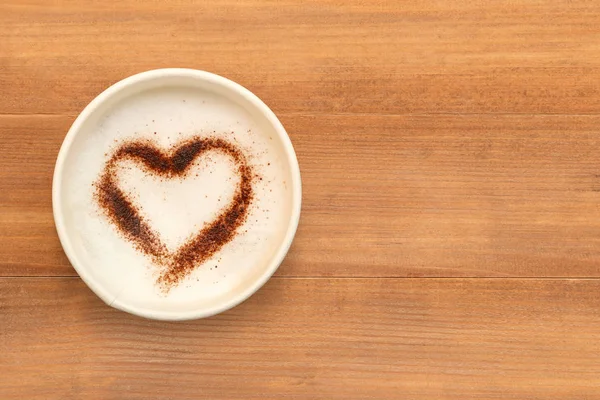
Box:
285, 114, 600, 278
0, 116, 71, 275
3, 114, 600, 277
3, 1, 600, 115
1, 277, 600, 399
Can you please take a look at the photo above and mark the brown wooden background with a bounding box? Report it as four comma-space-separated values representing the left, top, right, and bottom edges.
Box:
2, 1, 600, 399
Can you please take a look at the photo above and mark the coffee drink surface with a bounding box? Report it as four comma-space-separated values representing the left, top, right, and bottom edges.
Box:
59, 85, 294, 313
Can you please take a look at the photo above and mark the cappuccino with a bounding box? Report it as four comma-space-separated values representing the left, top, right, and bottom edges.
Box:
54, 72, 299, 318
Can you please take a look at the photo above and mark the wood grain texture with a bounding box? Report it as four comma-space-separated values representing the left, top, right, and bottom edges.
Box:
2, 278, 600, 400
3, 114, 600, 277
2, 1, 600, 115
2, 1, 600, 398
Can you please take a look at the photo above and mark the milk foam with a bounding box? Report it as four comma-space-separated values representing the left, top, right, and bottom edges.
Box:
59, 85, 294, 313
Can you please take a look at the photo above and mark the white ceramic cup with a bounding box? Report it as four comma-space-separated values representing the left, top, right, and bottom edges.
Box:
52, 69, 301, 320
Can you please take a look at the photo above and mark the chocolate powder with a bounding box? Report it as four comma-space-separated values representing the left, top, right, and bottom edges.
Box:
94, 136, 254, 292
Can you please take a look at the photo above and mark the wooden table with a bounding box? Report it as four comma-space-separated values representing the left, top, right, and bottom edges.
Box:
2, 1, 600, 398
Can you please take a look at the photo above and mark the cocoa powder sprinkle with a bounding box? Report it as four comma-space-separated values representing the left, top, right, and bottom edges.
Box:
94, 136, 254, 292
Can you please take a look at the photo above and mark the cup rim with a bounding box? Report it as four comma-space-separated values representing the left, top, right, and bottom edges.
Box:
52, 68, 302, 320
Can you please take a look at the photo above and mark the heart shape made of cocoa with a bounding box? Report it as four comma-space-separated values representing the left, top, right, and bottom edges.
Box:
94, 136, 254, 292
